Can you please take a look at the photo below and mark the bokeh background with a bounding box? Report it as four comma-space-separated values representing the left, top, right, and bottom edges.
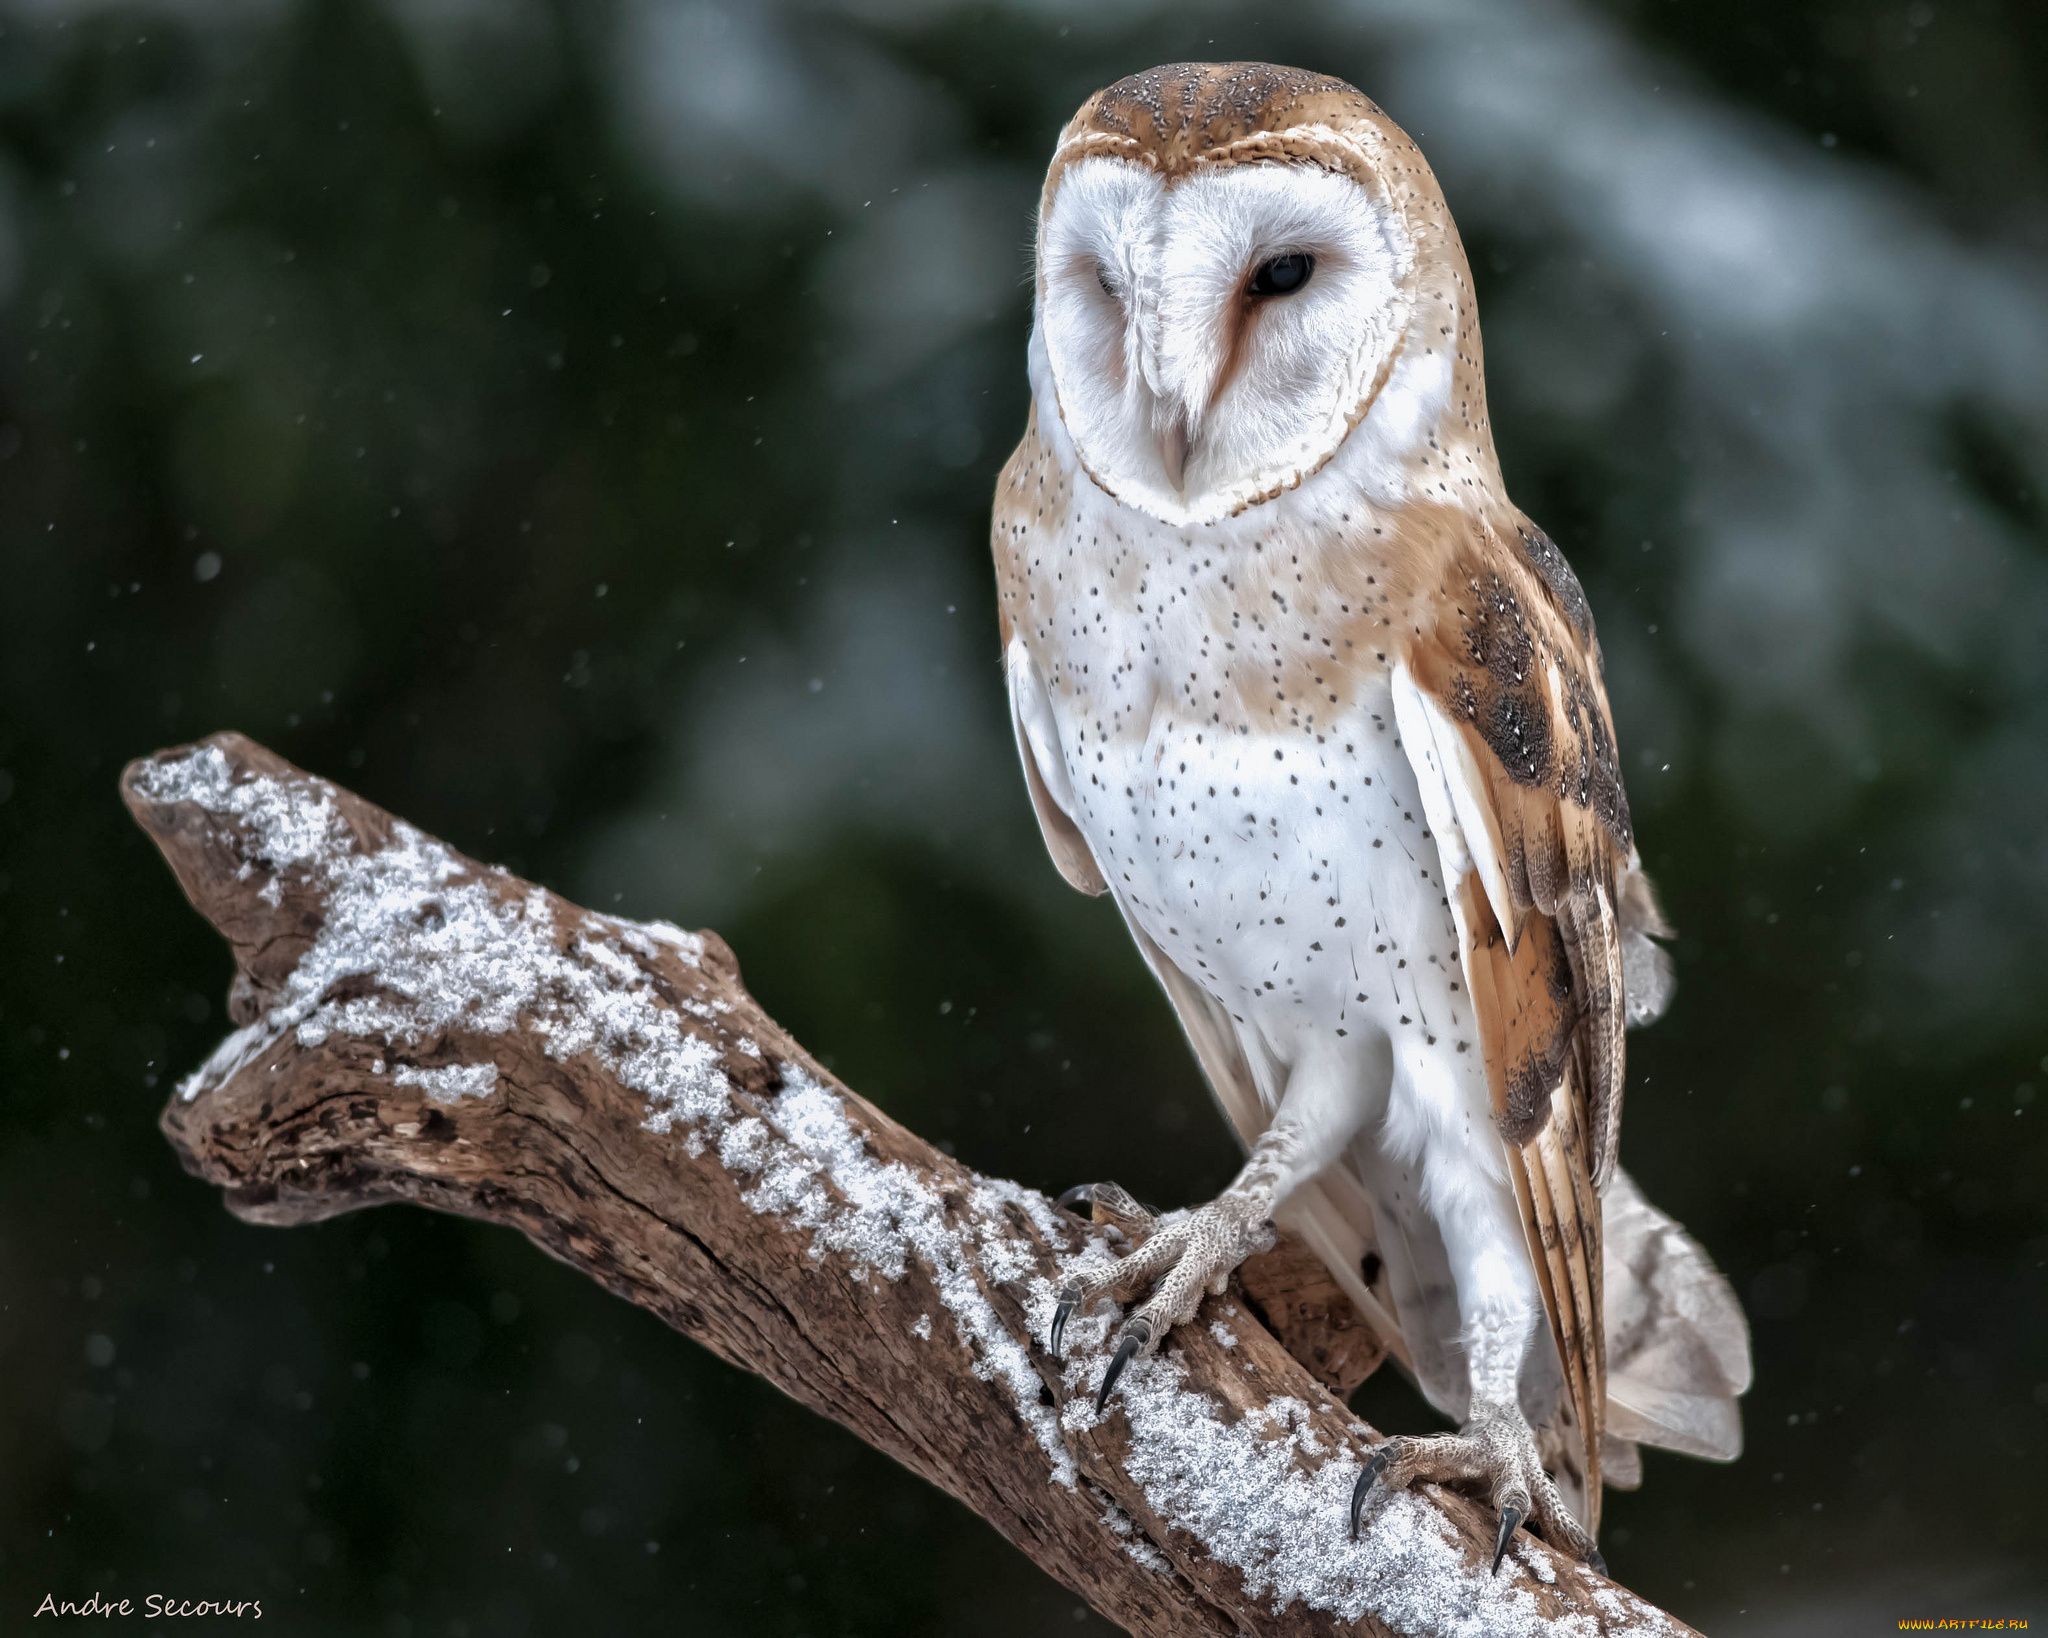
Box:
2, 0, 2045, 1631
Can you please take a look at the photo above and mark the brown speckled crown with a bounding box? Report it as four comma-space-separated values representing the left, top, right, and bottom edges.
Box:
1041, 60, 1443, 243
1072, 62, 1387, 174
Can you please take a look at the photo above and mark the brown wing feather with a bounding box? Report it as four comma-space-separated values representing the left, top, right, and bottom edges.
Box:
1409, 511, 1634, 1522
1536, 1074, 1607, 1531
1453, 874, 1606, 1521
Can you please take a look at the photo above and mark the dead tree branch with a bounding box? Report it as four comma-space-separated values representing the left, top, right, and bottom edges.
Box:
122, 732, 1691, 1638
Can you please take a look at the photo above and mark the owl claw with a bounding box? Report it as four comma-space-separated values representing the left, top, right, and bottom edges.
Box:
1048, 1285, 1082, 1363
1491, 1499, 1526, 1575
1585, 1546, 1608, 1578
1055, 1183, 1101, 1215
1349, 1445, 1395, 1541
1094, 1319, 1151, 1415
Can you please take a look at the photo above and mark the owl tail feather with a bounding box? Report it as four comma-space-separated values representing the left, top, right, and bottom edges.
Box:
1600, 1167, 1752, 1464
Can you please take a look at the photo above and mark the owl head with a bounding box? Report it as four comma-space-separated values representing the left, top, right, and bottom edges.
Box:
1030, 63, 1485, 527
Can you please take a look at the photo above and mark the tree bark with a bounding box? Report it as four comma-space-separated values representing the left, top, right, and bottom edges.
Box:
123, 732, 1692, 1638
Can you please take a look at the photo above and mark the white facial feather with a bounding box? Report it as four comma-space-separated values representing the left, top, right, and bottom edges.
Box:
1037, 156, 1411, 526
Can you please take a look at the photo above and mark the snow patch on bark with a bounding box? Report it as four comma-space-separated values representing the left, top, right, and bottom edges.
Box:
1061, 1347, 1674, 1633
722, 1071, 1075, 1483
392, 1062, 500, 1102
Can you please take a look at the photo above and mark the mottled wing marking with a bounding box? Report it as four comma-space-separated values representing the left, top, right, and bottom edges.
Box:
1513, 521, 1595, 645
1406, 513, 1633, 1184
1404, 512, 1638, 1528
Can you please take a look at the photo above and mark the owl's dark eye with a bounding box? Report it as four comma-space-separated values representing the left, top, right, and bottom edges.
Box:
1249, 253, 1314, 297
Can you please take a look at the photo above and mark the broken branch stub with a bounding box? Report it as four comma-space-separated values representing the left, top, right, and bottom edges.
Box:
123, 731, 1692, 1638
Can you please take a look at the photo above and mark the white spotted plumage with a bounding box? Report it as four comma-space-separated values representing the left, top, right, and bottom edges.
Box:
995, 63, 1749, 1563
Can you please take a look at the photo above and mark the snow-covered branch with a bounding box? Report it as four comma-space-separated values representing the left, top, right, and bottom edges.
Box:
123, 733, 1690, 1638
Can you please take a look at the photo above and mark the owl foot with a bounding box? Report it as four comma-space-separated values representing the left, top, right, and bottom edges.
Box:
1348, 1401, 1595, 1571
1053, 1181, 1155, 1238
1048, 1188, 1278, 1413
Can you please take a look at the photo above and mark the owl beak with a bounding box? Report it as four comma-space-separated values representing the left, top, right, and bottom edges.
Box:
1158, 411, 1194, 492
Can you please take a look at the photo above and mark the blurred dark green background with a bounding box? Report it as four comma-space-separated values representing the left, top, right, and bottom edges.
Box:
2, 1, 2045, 1631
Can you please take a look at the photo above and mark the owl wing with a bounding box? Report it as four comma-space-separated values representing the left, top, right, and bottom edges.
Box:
1391, 514, 1638, 1532
1003, 638, 1107, 898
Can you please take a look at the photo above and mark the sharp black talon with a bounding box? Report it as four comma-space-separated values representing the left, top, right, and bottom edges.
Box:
1094, 1320, 1150, 1415
1491, 1501, 1525, 1576
1049, 1286, 1081, 1363
1055, 1184, 1099, 1217
1348, 1447, 1393, 1542
1586, 1546, 1608, 1578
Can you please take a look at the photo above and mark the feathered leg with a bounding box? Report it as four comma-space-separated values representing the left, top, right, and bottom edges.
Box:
1049, 1043, 1369, 1407
1348, 1198, 1600, 1570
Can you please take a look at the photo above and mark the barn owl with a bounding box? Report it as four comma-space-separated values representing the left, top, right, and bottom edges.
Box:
992, 63, 1751, 1570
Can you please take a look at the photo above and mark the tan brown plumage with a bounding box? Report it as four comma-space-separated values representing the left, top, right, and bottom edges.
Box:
1405, 513, 1637, 1528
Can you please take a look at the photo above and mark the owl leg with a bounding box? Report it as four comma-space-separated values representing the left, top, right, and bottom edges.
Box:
1050, 1048, 1366, 1411
1348, 1401, 1598, 1572
1349, 1205, 1600, 1571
